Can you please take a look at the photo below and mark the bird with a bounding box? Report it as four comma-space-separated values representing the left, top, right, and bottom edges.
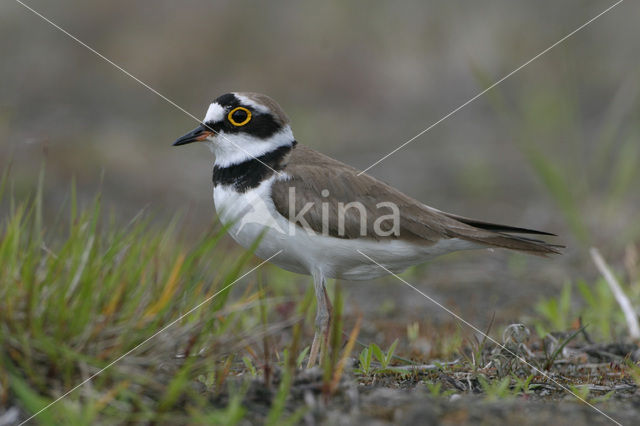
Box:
173, 92, 561, 367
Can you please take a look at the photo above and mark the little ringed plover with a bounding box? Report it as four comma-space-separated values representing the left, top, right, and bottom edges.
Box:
173, 92, 561, 367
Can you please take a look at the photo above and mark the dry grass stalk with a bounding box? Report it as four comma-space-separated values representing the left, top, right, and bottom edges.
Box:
590, 247, 640, 340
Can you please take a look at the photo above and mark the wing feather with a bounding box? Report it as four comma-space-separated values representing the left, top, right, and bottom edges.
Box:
270, 145, 561, 255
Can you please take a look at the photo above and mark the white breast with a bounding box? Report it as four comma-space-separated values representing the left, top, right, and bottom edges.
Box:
213, 179, 480, 280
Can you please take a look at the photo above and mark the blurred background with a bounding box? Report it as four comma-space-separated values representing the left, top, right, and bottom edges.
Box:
1, 0, 639, 325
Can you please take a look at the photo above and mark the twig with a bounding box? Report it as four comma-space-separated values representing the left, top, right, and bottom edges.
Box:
386, 360, 461, 371
590, 247, 640, 340
577, 384, 636, 392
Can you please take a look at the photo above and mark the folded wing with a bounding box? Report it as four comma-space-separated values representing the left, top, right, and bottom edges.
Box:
271, 145, 562, 256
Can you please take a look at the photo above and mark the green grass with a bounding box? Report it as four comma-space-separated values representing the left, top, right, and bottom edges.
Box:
354, 339, 399, 375
2, 153, 639, 423
534, 277, 633, 341
0, 170, 375, 423
0, 173, 319, 423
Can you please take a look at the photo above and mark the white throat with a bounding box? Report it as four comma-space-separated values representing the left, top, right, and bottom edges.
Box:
206, 125, 295, 168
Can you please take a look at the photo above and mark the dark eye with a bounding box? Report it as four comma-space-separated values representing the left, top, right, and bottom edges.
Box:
228, 107, 251, 126
232, 109, 247, 122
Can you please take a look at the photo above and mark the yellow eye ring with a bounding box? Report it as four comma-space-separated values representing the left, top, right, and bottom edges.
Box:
227, 107, 252, 126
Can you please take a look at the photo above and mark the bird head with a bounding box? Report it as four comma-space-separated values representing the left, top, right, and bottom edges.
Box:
173, 92, 294, 167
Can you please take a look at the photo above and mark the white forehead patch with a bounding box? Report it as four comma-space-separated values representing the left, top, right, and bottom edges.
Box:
204, 102, 225, 123
233, 93, 269, 113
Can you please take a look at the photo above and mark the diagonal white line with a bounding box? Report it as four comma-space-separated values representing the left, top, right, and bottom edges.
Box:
18, 251, 282, 425
13, 0, 283, 177
357, 0, 625, 176
357, 250, 622, 426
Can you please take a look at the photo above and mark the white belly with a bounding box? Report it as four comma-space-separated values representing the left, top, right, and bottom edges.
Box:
213, 179, 478, 280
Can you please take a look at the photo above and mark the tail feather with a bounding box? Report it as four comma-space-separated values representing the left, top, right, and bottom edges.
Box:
442, 216, 564, 256
443, 212, 557, 236
457, 232, 563, 256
